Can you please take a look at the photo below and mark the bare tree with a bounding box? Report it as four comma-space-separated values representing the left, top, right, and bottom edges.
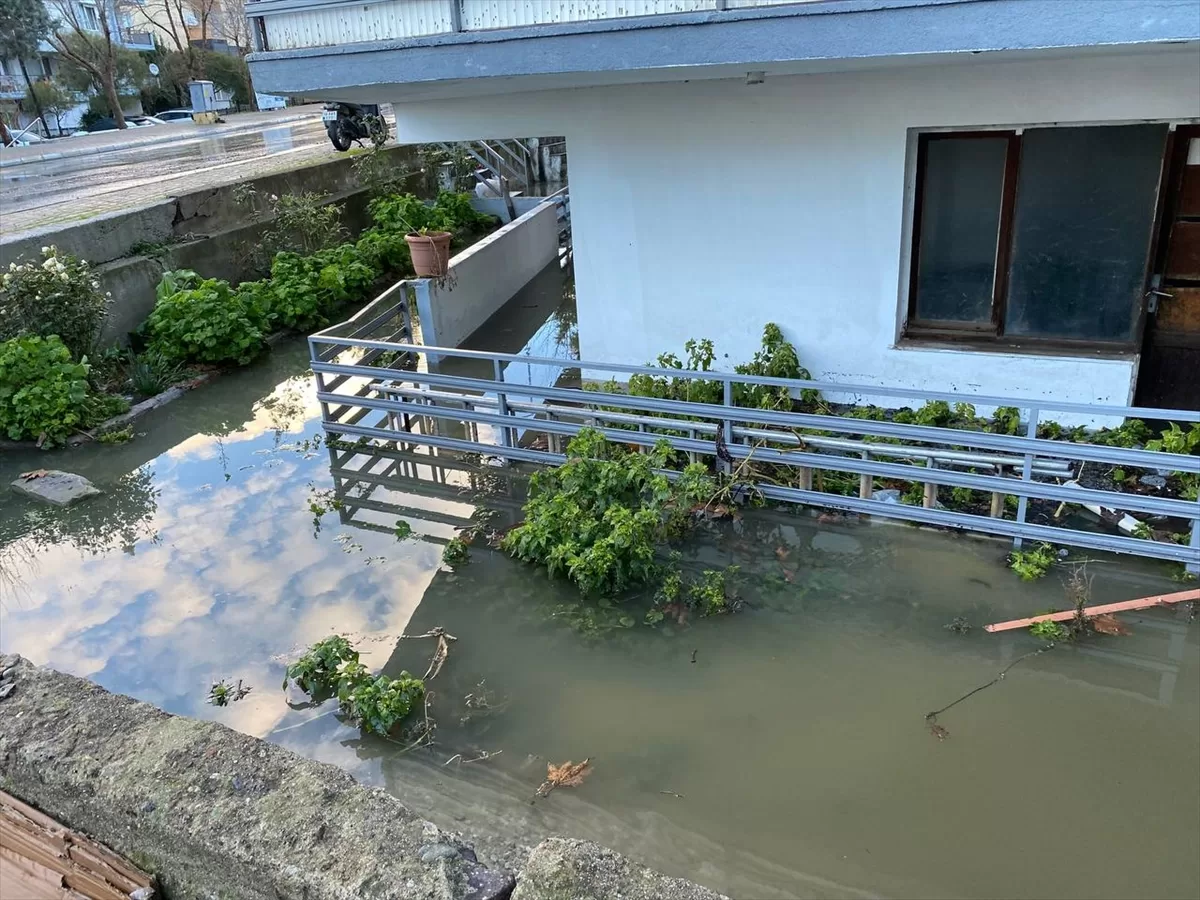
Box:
137, 0, 198, 75
211, 0, 257, 110
46, 0, 132, 128
213, 0, 250, 51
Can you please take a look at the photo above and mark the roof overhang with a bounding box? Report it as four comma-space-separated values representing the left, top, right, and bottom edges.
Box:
248, 0, 1200, 101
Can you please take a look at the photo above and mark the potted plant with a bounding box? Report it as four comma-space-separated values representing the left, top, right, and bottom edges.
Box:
405, 227, 453, 277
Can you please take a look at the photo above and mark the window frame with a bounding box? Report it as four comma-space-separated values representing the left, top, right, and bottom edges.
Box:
903, 125, 1166, 354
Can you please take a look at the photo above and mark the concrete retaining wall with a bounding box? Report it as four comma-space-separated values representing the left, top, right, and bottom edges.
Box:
415, 201, 560, 356
1, 145, 427, 347
0, 657, 727, 900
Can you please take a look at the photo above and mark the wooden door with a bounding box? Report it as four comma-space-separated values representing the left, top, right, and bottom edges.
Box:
1138, 125, 1200, 411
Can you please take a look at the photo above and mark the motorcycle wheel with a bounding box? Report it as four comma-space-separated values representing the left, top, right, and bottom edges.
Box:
327, 120, 354, 152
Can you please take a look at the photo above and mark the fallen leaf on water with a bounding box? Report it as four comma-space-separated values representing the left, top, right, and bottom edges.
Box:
19, 469, 50, 480
1089, 613, 1132, 636
779, 565, 796, 583
775, 546, 790, 562
536, 758, 592, 798
929, 723, 949, 741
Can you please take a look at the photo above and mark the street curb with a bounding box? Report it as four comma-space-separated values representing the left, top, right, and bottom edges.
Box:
0, 112, 321, 170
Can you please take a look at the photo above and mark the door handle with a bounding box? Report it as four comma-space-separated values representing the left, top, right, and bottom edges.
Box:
1145, 289, 1173, 314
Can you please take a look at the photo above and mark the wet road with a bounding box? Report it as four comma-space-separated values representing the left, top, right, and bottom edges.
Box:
1, 118, 345, 235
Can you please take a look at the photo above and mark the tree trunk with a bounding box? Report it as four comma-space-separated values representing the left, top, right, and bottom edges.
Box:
244, 54, 259, 111
17, 60, 51, 138
102, 74, 127, 128
0, 112, 12, 145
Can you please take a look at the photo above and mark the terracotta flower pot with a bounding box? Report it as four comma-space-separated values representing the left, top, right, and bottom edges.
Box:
405, 231, 453, 277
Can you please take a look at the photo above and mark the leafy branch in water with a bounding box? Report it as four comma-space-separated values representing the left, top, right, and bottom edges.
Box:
282, 634, 425, 736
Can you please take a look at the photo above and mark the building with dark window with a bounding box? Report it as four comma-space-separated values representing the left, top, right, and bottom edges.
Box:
248, 0, 1200, 411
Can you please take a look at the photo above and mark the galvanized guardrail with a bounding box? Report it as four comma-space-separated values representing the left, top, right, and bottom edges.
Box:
309, 307, 1200, 572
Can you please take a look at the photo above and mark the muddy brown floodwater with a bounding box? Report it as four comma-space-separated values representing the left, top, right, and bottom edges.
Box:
1, 270, 1197, 899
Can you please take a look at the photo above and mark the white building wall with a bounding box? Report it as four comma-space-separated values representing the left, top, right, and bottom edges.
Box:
391, 49, 1200, 408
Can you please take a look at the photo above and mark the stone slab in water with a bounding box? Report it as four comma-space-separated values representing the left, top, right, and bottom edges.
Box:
10, 471, 101, 507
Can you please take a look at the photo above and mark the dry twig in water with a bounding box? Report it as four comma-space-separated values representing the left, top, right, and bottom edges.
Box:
398, 626, 458, 681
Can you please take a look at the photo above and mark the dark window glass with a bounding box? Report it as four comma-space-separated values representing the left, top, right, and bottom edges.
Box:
1005, 124, 1168, 342
913, 136, 1007, 324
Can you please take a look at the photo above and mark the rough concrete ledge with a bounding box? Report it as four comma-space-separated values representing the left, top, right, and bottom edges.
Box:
0, 657, 514, 900
513, 838, 727, 900
0, 659, 729, 900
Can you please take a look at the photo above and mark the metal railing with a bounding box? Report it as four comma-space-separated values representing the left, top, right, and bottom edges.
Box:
250, 0, 813, 54
309, 303, 1200, 573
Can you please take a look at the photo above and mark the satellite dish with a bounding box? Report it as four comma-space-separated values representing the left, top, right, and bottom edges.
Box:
148, 63, 160, 76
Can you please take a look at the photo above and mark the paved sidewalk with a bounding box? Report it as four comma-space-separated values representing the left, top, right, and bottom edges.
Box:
0, 105, 325, 169
1, 118, 354, 236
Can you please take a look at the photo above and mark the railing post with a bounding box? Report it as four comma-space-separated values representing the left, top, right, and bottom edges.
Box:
1188, 516, 1200, 576
923, 457, 938, 509
990, 464, 1006, 518
798, 467, 813, 492
859, 450, 873, 501
494, 358, 513, 450
722, 379, 734, 476
1012, 407, 1040, 550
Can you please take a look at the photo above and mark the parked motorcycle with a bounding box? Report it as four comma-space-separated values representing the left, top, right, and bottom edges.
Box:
322, 102, 388, 151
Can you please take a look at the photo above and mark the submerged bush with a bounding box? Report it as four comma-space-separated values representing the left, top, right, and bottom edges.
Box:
145, 270, 266, 365
0, 246, 110, 360
503, 428, 715, 598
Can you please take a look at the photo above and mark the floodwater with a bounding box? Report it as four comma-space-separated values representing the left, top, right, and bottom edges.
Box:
1, 269, 1197, 900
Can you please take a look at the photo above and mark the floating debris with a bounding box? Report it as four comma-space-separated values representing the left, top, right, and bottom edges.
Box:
534, 758, 592, 800
208, 678, 252, 706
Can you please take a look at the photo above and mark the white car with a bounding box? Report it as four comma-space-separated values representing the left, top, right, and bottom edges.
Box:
4, 129, 46, 147
155, 109, 195, 122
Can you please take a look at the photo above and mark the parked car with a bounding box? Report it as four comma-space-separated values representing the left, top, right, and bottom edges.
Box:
3, 129, 46, 147
126, 115, 167, 126
155, 109, 195, 122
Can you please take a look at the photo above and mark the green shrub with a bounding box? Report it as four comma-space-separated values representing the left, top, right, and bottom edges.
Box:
733, 323, 816, 409
1146, 422, 1200, 455
1, 246, 110, 360
268, 243, 378, 331
355, 226, 411, 273
502, 428, 714, 598
991, 406, 1022, 435
146, 271, 266, 365
0, 335, 100, 445
914, 400, 953, 427
368, 190, 496, 235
